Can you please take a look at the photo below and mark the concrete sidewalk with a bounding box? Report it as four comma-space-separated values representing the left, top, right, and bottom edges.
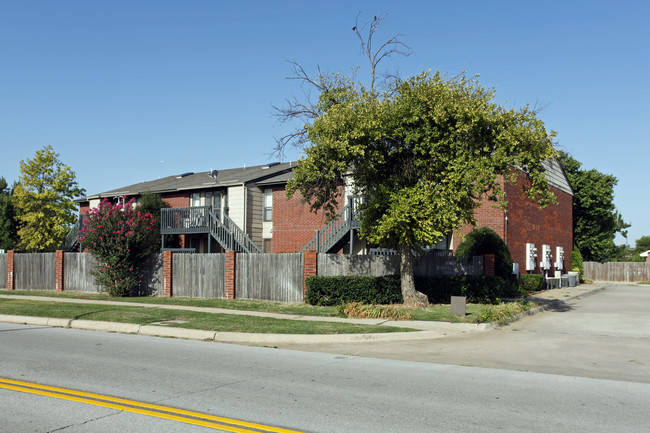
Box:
0, 282, 610, 345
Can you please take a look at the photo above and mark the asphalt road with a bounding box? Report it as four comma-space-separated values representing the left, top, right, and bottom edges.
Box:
1, 284, 650, 432
276, 283, 650, 383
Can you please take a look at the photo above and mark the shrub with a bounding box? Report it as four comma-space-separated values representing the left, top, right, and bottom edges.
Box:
415, 275, 519, 304
518, 274, 544, 294
79, 198, 160, 297
305, 275, 402, 306
478, 300, 537, 325
570, 247, 584, 281
306, 274, 519, 306
337, 302, 412, 320
456, 227, 513, 279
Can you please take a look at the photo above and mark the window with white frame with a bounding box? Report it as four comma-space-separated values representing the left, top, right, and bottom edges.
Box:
263, 188, 273, 221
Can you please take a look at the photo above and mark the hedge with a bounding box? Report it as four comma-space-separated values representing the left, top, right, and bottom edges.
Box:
305, 274, 519, 306
518, 274, 544, 294
415, 275, 519, 304
305, 275, 403, 306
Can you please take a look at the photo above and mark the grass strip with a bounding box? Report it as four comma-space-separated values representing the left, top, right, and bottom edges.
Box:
1, 290, 488, 322
2, 290, 340, 317
0, 298, 416, 334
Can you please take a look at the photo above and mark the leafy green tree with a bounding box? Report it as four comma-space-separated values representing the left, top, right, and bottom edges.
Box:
558, 151, 626, 262
635, 236, 650, 252
79, 198, 159, 297
138, 192, 178, 249
0, 177, 19, 250
456, 227, 514, 279
570, 246, 584, 281
138, 192, 168, 231
287, 72, 556, 305
13, 146, 86, 252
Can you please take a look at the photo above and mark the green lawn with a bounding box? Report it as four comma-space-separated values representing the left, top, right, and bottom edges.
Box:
1, 290, 491, 323
0, 298, 416, 334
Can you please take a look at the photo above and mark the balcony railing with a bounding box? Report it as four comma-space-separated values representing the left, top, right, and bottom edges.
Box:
161, 206, 262, 254
161, 206, 211, 235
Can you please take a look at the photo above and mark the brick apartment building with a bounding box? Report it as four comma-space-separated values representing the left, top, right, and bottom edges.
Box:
75, 159, 573, 274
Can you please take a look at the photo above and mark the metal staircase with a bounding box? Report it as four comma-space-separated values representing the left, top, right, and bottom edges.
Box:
209, 211, 262, 254
161, 206, 263, 254
301, 198, 362, 254
59, 215, 85, 251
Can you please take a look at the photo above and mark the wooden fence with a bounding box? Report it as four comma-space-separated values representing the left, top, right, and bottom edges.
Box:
173, 254, 225, 298
0, 253, 6, 289
15, 253, 56, 291
584, 261, 650, 282
63, 253, 102, 293
318, 254, 483, 277
2, 251, 484, 302
236, 253, 304, 303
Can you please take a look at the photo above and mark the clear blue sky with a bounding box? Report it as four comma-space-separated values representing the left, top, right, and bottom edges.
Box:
1, 0, 648, 245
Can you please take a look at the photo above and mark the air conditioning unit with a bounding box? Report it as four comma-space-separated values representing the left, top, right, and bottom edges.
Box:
525, 243, 537, 271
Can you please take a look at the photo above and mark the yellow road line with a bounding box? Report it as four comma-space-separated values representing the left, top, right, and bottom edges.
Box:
0, 377, 303, 433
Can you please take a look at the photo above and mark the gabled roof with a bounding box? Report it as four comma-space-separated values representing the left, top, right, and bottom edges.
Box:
542, 159, 573, 196
80, 162, 297, 201
641, 250, 650, 258
257, 159, 575, 196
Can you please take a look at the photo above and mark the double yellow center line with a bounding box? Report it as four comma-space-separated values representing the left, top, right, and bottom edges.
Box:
0, 377, 303, 432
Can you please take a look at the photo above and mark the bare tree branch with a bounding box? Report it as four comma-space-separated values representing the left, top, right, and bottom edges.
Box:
353, 13, 412, 91
272, 14, 412, 157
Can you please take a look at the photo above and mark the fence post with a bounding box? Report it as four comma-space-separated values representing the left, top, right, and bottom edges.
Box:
225, 250, 237, 300
163, 250, 173, 297
483, 254, 495, 276
304, 250, 318, 298
6, 250, 15, 291
55, 250, 65, 292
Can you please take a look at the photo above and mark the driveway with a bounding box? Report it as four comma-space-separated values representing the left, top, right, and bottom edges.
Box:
274, 283, 650, 383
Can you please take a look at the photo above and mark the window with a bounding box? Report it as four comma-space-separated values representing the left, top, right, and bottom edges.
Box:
192, 192, 201, 207
263, 238, 272, 253
263, 188, 273, 221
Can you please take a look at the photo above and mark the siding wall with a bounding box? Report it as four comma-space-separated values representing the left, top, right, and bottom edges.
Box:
15, 253, 56, 290
247, 186, 263, 246
173, 253, 225, 298
227, 185, 245, 229
236, 253, 304, 302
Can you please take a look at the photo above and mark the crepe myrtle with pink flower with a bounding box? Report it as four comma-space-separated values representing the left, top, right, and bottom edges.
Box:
79, 198, 159, 297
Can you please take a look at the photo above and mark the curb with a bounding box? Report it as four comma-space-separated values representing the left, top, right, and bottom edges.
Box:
490, 284, 609, 328
0, 285, 608, 343
0, 315, 485, 344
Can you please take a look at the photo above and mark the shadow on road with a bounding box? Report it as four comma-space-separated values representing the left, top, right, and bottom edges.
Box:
532, 298, 575, 313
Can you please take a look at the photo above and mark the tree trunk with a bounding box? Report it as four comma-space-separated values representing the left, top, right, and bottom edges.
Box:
399, 244, 429, 307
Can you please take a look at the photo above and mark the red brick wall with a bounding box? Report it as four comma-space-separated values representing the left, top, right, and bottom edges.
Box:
456, 177, 507, 246
162, 250, 173, 297
79, 203, 90, 214
454, 173, 572, 274
506, 174, 573, 273
160, 192, 190, 209
272, 187, 345, 253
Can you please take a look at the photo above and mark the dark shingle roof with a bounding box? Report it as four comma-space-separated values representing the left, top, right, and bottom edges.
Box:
82, 162, 297, 200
